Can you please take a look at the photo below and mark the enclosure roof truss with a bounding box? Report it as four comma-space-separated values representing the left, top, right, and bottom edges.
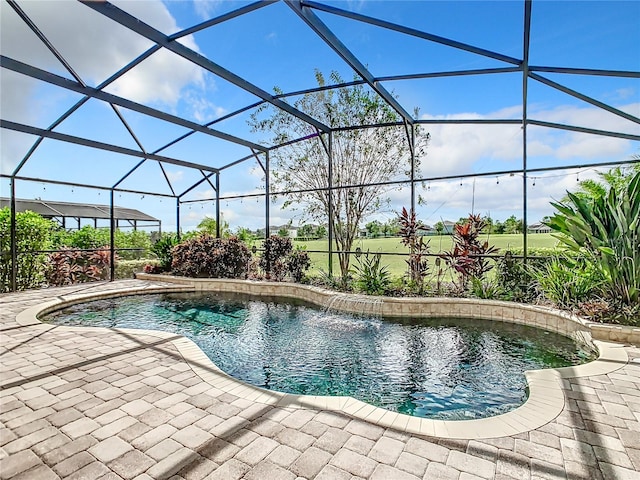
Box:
1, 0, 638, 199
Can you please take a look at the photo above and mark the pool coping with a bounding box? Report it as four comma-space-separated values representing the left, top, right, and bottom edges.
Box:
16, 279, 629, 440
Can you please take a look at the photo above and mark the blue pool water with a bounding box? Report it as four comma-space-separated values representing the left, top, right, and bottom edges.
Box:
44, 292, 595, 420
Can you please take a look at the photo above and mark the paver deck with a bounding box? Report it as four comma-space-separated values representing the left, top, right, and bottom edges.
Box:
1, 280, 639, 479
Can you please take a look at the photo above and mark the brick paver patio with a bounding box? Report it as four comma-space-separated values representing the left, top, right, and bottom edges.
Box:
1, 280, 639, 479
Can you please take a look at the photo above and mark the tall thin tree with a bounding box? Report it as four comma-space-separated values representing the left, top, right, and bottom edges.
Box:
250, 70, 429, 280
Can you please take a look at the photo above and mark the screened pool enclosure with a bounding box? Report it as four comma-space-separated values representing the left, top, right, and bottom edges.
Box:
1, 0, 638, 290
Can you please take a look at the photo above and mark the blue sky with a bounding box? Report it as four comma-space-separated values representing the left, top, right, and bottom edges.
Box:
1, 0, 638, 232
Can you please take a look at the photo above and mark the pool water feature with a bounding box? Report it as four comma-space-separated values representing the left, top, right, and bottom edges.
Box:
44, 291, 596, 420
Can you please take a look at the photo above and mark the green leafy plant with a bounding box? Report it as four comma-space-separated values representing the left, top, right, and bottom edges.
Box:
115, 259, 158, 279
150, 233, 179, 272
63, 225, 109, 250
494, 252, 541, 303
532, 256, 603, 309
0, 208, 54, 292
52, 226, 151, 260
310, 270, 353, 292
172, 235, 251, 279
197, 216, 230, 237
352, 250, 391, 295
469, 276, 504, 300
546, 171, 640, 305
113, 230, 152, 260
235, 227, 255, 244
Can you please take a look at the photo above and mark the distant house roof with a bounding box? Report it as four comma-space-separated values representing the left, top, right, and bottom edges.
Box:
0, 198, 159, 223
528, 222, 552, 234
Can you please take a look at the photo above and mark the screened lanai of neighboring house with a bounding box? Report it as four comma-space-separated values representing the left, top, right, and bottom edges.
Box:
0, 197, 160, 231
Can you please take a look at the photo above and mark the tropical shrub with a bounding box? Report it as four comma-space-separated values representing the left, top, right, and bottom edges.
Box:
577, 297, 640, 326
532, 256, 603, 309
142, 263, 163, 275
47, 248, 113, 286
57, 225, 109, 250
352, 251, 391, 295
0, 208, 54, 292
441, 214, 499, 290
494, 251, 545, 303
116, 259, 157, 279
150, 233, 179, 271
258, 237, 312, 282
172, 235, 251, 279
287, 250, 311, 282
310, 270, 353, 293
114, 230, 152, 260
397, 207, 430, 293
52, 226, 151, 260
260, 236, 293, 280
546, 171, 640, 306
469, 276, 504, 300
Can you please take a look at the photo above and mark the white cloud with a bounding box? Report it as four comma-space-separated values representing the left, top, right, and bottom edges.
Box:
417, 103, 638, 178
166, 170, 184, 183
0, 130, 35, 175
0, 0, 206, 172
106, 49, 205, 106
113, 1, 182, 35
346, 0, 367, 13
193, 0, 225, 20
532, 102, 639, 136
0, 70, 41, 126
265, 32, 277, 43
554, 134, 628, 160
184, 91, 227, 123
612, 87, 635, 101
418, 112, 523, 176
514, 103, 638, 164
192, 188, 215, 200
409, 168, 606, 225
1, 1, 204, 98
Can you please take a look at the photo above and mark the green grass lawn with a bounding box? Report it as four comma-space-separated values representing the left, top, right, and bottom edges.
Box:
294, 233, 560, 277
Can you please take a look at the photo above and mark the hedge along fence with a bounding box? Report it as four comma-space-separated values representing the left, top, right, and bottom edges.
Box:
0, 209, 53, 292
0, 206, 159, 292
0, 247, 153, 292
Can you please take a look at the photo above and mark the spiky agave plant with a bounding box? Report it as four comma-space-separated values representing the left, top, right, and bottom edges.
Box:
546, 171, 640, 305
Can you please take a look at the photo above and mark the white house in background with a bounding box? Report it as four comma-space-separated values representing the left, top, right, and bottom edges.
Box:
268, 225, 298, 238
527, 222, 552, 234
441, 220, 456, 234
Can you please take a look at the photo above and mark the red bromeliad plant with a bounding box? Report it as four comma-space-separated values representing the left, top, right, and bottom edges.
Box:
441, 214, 499, 290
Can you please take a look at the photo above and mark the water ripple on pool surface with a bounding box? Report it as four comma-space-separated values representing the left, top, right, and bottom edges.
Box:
45, 291, 596, 420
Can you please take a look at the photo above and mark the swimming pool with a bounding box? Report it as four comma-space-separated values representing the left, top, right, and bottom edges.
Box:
44, 291, 595, 420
